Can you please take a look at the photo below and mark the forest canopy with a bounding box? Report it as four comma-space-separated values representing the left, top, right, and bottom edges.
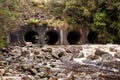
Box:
47, 0, 120, 44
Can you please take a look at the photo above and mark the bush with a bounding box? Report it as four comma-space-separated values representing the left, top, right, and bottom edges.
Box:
28, 18, 40, 24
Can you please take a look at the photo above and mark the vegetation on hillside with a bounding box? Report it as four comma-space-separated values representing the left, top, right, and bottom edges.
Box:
0, 0, 120, 47
0, 0, 45, 47
0, 0, 20, 48
47, 0, 120, 44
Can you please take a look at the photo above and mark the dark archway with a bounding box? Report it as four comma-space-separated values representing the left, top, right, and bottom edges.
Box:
44, 30, 59, 45
67, 30, 81, 44
87, 31, 98, 43
24, 31, 39, 44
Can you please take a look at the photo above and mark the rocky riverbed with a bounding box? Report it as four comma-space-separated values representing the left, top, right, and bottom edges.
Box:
0, 44, 120, 80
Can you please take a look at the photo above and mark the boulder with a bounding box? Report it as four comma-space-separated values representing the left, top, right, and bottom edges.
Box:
101, 53, 116, 61
114, 52, 120, 59
95, 49, 109, 56
41, 48, 52, 53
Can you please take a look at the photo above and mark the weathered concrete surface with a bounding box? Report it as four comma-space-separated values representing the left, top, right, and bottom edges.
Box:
8, 24, 93, 46
8, 24, 61, 46
0, 44, 120, 80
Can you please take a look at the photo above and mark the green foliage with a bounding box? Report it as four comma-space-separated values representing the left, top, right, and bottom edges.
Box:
63, 6, 83, 28
93, 12, 107, 27
0, 0, 5, 3
0, 8, 16, 31
47, 0, 65, 17
0, 33, 7, 48
0, 0, 21, 47
44, 0, 120, 43
9, 0, 19, 10
63, 0, 92, 28
28, 18, 40, 24
88, 0, 120, 44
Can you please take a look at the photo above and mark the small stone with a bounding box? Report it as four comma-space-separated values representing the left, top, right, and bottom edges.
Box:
41, 48, 52, 53
38, 72, 47, 78
38, 67, 50, 73
34, 49, 40, 55
85, 75, 92, 79
1, 47, 9, 53
77, 52, 84, 58
58, 52, 66, 58
21, 50, 30, 55
114, 52, 120, 59
57, 73, 66, 78
21, 64, 33, 70
43, 52, 53, 60
25, 42, 33, 47
0, 61, 7, 68
36, 53, 45, 59
0, 69, 5, 76
29, 69, 37, 75
21, 47, 28, 52
50, 64, 56, 67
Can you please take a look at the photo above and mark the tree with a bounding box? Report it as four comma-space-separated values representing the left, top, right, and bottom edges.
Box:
57, 0, 120, 43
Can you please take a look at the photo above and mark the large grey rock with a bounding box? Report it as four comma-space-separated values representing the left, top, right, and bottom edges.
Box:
114, 52, 120, 59
42, 52, 53, 60
87, 55, 100, 61
29, 68, 37, 75
37, 72, 47, 78
41, 48, 52, 53
61, 54, 73, 61
101, 53, 116, 61
77, 52, 84, 58
109, 47, 117, 52
50, 50, 66, 59
95, 49, 109, 56
65, 46, 82, 54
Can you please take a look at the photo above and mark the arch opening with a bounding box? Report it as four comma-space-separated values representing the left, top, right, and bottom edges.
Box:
67, 30, 81, 44
24, 31, 39, 44
44, 30, 59, 45
87, 31, 98, 43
